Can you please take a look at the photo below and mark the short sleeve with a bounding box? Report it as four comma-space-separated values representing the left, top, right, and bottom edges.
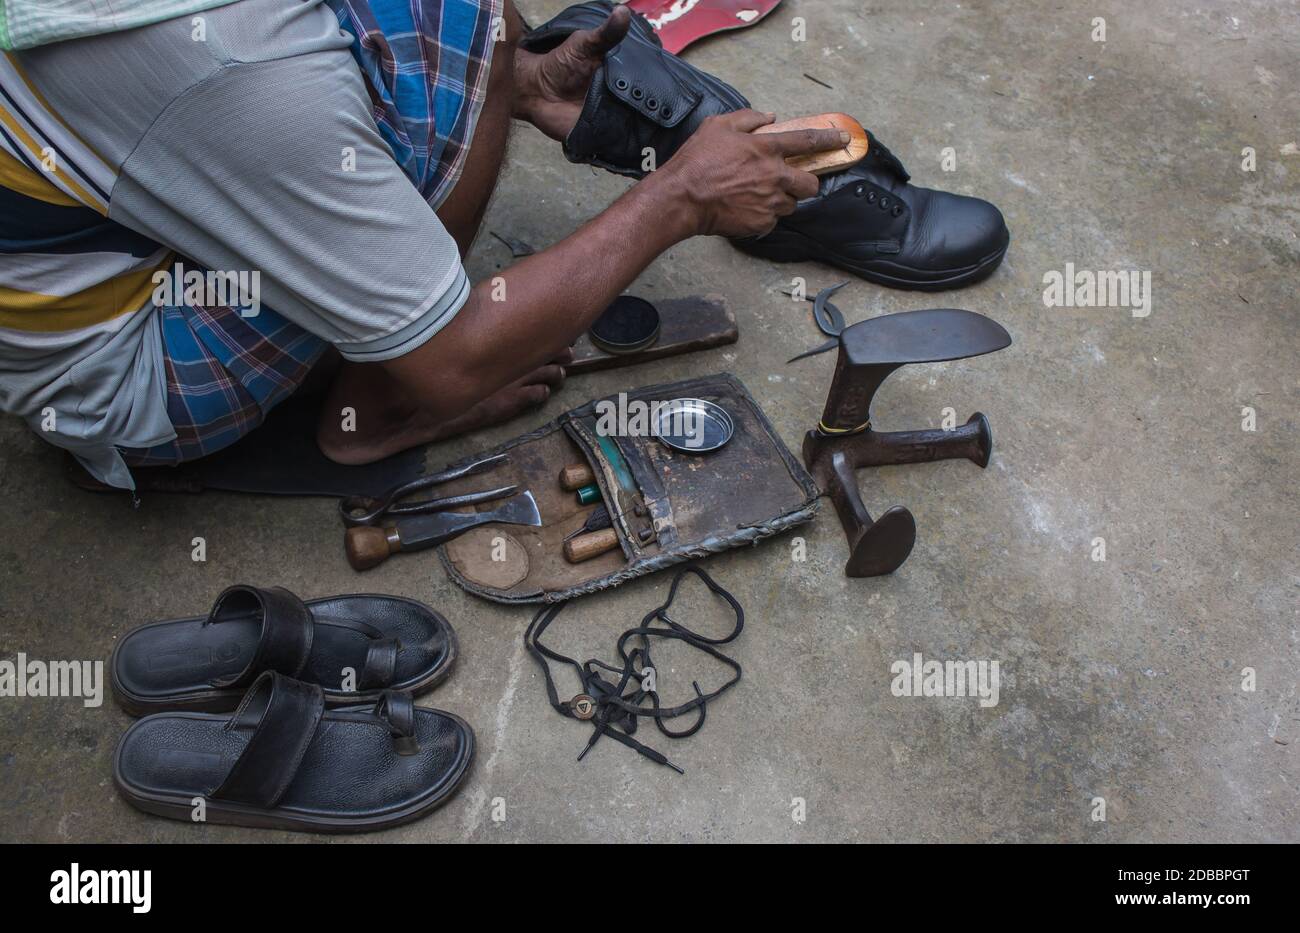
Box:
108, 50, 469, 362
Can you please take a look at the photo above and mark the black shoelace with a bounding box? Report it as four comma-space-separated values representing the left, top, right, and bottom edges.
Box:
524, 565, 744, 775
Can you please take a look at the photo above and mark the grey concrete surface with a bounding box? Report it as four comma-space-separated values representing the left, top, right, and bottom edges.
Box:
1, 0, 1296, 843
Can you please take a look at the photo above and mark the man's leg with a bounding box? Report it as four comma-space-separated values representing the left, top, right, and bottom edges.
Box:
317, 1, 568, 466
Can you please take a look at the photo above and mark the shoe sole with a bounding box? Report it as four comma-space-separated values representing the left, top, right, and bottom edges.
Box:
734, 226, 1010, 291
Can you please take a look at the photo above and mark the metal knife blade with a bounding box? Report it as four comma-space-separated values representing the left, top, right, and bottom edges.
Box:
392, 490, 542, 553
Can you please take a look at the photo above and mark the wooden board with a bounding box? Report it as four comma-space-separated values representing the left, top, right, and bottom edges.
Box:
568, 294, 738, 375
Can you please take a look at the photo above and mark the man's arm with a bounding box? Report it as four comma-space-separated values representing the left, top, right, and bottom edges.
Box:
380, 110, 848, 425
382, 165, 691, 417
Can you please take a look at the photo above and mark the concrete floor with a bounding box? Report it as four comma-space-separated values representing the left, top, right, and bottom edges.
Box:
1, 0, 1296, 843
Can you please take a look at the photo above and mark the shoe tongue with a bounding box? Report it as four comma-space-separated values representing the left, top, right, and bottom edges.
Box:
864, 130, 911, 183
814, 130, 911, 198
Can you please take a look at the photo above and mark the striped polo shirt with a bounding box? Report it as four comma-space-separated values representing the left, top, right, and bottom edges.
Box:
0, 0, 491, 489
0, 2, 238, 51
0, 51, 176, 488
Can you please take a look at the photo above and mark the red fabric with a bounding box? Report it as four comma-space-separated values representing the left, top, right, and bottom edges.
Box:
626, 0, 782, 54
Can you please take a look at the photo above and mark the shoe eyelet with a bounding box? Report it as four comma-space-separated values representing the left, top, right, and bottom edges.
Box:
879, 197, 890, 209
866, 191, 876, 203
891, 205, 903, 217
631, 87, 644, 100
646, 98, 658, 110
615, 78, 629, 91
661, 107, 672, 118
854, 185, 865, 197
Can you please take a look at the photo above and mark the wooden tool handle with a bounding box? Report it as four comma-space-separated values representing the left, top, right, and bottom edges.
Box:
755, 112, 869, 175
559, 462, 595, 491
345, 526, 399, 571
563, 527, 620, 564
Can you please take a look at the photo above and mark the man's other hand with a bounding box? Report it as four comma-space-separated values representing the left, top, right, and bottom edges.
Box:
515, 4, 631, 141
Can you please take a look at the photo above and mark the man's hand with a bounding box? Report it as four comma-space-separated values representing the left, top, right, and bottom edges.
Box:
514, 4, 631, 141
646, 110, 848, 238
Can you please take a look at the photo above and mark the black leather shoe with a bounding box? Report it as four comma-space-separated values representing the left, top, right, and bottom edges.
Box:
732, 131, 1010, 290
521, 0, 749, 177
525, 2, 1009, 290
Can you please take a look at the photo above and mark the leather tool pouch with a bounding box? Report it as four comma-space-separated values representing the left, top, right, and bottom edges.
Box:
435, 374, 818, 603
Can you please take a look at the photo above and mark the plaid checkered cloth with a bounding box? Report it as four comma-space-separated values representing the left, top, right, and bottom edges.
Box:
121, 302, 327, 466
125, 0, 501, 467
328, 0, 503, 208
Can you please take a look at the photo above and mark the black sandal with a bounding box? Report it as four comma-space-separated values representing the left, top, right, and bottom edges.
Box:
111, 585, 456, 715
113, 671, 474, 833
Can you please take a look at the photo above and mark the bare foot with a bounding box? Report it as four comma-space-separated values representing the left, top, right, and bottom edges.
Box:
431, 362, 567, 439
317, 353, 571, 465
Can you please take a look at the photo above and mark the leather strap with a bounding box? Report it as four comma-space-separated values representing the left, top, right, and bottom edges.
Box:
213, 672, 325, 808
374, 690, 415, 738
601, 55, 697, 128
206, 585, 314, 688
374, 690, 418, 755
359, 638, 400, 690
523, 565, 744, 774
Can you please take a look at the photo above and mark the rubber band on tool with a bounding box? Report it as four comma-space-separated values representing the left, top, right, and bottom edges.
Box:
817, 419, 871, 435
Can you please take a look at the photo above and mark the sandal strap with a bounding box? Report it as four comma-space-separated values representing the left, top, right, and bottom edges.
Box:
374, 690, 415, 738
213, 672, 324, 808
373, 690, 418, 755
206, 585, 314, 689
359, 637, 400, 690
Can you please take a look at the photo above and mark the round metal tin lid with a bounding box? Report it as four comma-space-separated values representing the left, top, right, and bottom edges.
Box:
589, 295, 661, 354
653, 398, 735, 453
